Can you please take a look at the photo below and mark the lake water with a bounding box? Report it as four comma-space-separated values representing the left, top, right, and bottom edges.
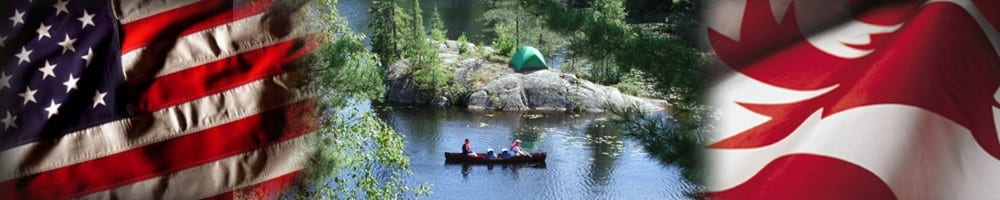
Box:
378, 106, 694, 199
336, 1, 693, 198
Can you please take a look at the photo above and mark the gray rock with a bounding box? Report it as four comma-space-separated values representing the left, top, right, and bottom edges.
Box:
466, 70, 663, 112
385, 39, 666, 112
467, 90, 492, 110
385, 60, 432, 105
431, 96, 449, 106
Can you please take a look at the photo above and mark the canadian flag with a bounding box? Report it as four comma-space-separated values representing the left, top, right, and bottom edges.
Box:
704, 0, 1000, 199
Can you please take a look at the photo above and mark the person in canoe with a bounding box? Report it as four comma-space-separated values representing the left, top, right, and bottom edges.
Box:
462, 138, 477, 157
510, 139, 531, 157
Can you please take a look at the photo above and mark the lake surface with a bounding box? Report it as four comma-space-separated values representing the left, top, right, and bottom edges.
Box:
378, 106, 694, 199
336, 1, 692, 198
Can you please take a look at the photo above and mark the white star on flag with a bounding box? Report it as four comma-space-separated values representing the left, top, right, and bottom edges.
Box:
0, 72, 11, 90
81, 48, 93, 66
62, 74, 79, 93
77, 10, 95, 29
0, 1, 318, 198
53, 0, 69, 16
1, 111, 16, 131
92, 91, 106, 108
15, 47, 31, 65
38, 60, 57, 80
44, 100, 61, 119
18, 87, 36, 105
9, 9, 24, 26
58, 34, 76, 54
36, 23, 52, 40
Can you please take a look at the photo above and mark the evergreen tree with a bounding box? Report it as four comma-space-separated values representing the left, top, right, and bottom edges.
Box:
481, 0, 566, 57
430, 7, 447, 42
369, 0, 408, 67
402, 0, 427, 58
578, 0, 630, 84
294, 0, 431, 198
519, 0, 708, 185
397, 0, 450, 95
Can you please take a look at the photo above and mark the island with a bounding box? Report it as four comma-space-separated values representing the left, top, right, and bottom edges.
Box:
385, 40, 669, 112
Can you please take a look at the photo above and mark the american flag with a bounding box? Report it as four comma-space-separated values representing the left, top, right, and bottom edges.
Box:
1, 0, 317, 199
705, 0, 1000, 199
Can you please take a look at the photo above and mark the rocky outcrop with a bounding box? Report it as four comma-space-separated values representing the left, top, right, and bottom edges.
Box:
466, 70, 665, 112
384, 40, 667, 112
385, 60, 432, 105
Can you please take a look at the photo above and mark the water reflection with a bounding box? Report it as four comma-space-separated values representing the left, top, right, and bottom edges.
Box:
583, 121, 622, 197
454, 162, 547, 180
379, 106, 694, 199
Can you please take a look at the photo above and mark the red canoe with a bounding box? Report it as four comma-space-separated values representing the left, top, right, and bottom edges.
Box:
444, 152, 547, 164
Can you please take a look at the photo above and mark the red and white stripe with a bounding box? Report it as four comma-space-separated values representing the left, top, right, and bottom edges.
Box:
0, 0, 318, 199
706, 0, 1000, 199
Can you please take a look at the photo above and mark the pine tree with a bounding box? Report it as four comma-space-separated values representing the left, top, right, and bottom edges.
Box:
429, 7, 447, 42
399, 0, 449, 94
369, 0, 407, 67
402, 0, 426, 59
481, 0, 566, 57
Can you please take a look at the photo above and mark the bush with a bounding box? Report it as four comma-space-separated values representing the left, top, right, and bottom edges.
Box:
412, 62, 452, 92
297, 109, 433, 199
493, 28, 517, 57
614, 68, 663, 98
467, 63, 506, 88
297, 0, 431, 198
458, 33, 470, 55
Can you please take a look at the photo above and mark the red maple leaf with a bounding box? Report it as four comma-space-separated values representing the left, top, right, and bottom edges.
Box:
707, 0, 1000, 160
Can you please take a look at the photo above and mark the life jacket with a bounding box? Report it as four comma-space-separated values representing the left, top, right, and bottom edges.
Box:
510, 143, 522, 153
462, 143, 473, 154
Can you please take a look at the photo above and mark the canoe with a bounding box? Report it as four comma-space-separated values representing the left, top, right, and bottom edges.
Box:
444, 152, 547, 164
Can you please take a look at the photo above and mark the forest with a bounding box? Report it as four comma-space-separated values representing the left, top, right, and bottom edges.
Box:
292, 0, 709, 198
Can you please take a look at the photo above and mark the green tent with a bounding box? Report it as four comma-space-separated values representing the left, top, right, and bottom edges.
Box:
509, 46, 548, 71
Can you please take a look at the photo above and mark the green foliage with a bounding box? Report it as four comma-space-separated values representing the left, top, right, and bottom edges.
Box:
369, 0, 408, 67
492, 29, 517, 57
294, 0, 430, 198
614, 68, 663, 98
521, 0, 707, 104
592, 0, 628, 21
310, 33, 386, 108
309, 0, 385, 107
572, 0, 630, 85
400, 0, 431, 63
393, 0, 460, 99
412, 62, 451, 92
492, 27, 517, 57
429, 7, 447, 42
402, 0, 426, 58
606, 103, 711, 189
298, 109, 433, 199
481, 0, 567, 58
520, 0, 710, 188
457, 32, 470, 55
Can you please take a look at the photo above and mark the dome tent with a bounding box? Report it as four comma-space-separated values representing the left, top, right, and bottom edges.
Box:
509, 46, 548, 71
